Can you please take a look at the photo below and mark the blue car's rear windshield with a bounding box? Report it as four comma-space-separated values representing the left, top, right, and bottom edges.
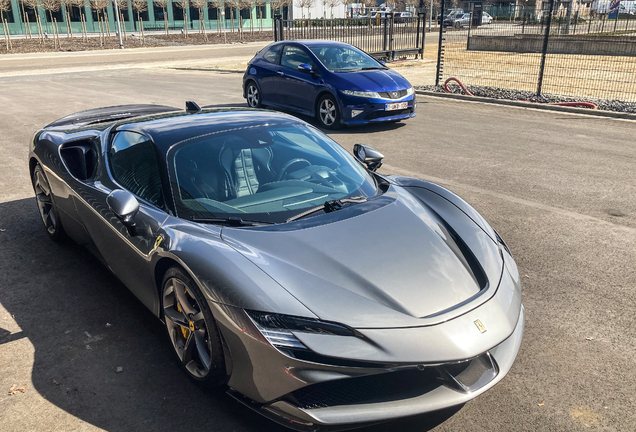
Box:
309, 45, 385, 72
169, 123, 378, 224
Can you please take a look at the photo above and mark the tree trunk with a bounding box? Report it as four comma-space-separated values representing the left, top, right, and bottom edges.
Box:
103, 9, 110, 36
163, 7, 168, 35
120, 12, 127, 39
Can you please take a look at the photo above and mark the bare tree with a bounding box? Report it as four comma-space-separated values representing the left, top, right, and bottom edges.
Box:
42, 0, 62, 47
191, 0, 207, 39
326, 0, 336, 18
269, 0, 288, 17
225, 0, 237, 32
154, 0, 169, 34
0, 0, 12, 50
209, 0, 221, 34
174, 0, 189, 36
22, 0, 44, 40
253, 0, 264, 30
90, 0, 109, 41
238, 0, 252, 33
132, 0, 147, 42
69, 0, 87, 40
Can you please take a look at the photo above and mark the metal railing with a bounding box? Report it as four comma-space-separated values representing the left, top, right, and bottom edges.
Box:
436, 0, 636, 102
273, 13, 426, 62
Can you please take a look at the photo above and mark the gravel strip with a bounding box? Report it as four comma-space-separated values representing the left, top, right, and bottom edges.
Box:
416, 84, 636, 114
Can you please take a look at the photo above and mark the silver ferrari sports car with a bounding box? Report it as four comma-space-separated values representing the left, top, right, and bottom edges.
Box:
29, 103, 524, 431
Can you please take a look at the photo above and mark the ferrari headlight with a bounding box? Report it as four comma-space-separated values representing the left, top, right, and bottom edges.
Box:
341, 89, 381, 98
245, 310, 354, 349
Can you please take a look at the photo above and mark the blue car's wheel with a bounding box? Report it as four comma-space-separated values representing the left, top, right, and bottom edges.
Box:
245, 81, 262, 108
317, 94, 341, 130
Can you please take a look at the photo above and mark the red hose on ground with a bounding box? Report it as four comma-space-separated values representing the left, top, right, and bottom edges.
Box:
443, 77, 598, 110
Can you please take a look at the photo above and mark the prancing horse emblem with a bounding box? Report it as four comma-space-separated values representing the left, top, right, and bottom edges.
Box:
474, 319, 487, 333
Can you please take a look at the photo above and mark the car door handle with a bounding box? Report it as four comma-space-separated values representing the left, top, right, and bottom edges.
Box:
276, 70, 284, 76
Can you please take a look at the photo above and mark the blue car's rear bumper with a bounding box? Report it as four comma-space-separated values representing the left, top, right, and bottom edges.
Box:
339, 95, 417, 125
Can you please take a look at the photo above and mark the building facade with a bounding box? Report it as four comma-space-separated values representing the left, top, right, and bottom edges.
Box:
0, 0, 275, 35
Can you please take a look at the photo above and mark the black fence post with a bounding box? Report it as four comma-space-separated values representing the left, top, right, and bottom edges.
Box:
435, 1, 445, 86
273, 14, 280, 41
419, 12, 426, 59
383, 15, 388, 54
388, 12, 394, 61
537, 0, 554, 97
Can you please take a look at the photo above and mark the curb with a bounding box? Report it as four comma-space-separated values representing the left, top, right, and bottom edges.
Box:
173, 67, 244, 74
415, 90, 636, 121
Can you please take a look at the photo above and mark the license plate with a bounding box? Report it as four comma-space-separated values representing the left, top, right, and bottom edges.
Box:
385, 102, 408, 111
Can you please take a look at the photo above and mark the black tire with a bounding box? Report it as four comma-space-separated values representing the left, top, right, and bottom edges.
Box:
245, 81, 262, 108
161, 266, 227, 387
316, 94, 341, 130
32, 163, 66, 242
455, 21, 461, 29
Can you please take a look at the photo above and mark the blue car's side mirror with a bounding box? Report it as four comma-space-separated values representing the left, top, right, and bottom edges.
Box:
297, 63, 312, 73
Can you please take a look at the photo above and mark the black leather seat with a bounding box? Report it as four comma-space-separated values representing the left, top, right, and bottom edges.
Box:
219, 137, 274, 200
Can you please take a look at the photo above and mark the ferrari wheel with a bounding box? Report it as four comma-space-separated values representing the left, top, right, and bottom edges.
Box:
32, 163, 65, 241
162, 267, 226, 386
317, 94, 341, 130
246, 81, 262, 108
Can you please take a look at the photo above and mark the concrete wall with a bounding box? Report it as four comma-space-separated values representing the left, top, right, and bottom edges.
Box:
468, 34, 636, 56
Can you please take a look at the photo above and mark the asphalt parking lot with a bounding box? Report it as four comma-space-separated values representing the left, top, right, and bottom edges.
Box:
1, 57, 635, 432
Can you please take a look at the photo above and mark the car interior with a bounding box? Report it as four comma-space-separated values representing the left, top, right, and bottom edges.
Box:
172, 126, 366, 219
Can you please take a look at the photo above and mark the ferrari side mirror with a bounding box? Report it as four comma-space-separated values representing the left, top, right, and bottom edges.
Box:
107, 189, 139, 235
353, 144, 384, 172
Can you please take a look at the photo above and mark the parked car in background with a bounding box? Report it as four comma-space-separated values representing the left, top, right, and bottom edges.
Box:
395, 11, 413, 23
482, 12, 493, 24
243, 40, 416, 129
452, 13, 472, 28
438, 8, 463, 24
443, 11, 466, 27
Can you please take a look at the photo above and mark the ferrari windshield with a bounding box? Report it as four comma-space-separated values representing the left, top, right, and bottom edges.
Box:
309, 45, 385, 72
169, 123, 377, 223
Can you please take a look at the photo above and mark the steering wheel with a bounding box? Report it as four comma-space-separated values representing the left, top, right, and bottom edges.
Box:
277, 158, 311, 181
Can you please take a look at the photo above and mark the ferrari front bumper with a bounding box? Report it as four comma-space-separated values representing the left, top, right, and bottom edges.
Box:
209, 258, 524, 430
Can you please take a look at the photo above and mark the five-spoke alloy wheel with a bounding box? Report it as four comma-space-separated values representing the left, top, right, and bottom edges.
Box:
162, 267, 226, 386
246, 82, 262, 108
317, 94, 341, 130
32, 163, 65, 241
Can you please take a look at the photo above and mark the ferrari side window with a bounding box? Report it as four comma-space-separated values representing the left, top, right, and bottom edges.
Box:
109, 131, 164, 208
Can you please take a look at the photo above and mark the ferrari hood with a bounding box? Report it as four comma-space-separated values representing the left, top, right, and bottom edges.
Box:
221, 187, 503, 329
336, 68, 411, 92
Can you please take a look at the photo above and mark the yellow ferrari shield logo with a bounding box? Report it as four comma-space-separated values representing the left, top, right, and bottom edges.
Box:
474, 319, 487, 333
153, 235, 163, 251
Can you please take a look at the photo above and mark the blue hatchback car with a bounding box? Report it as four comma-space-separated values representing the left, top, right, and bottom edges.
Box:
243, 40, 416, 129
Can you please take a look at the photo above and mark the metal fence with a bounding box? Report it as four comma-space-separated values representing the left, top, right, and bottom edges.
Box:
436, 0, 636, 101
273, 14, 426, 62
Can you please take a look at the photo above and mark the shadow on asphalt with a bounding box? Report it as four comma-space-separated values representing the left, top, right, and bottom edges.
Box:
0, 197, 460, 432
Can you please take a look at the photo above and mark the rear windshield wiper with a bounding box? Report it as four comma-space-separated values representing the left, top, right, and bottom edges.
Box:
190, 217, 273, 227
286, 196, 368, 223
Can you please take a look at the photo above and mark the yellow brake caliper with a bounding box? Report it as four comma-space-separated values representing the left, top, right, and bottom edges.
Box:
177, 288, 190, 340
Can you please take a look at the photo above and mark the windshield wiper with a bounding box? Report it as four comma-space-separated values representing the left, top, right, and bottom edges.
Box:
190, 217, 272, 227
286, 196, 368, 223
361, 67, 385, 70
